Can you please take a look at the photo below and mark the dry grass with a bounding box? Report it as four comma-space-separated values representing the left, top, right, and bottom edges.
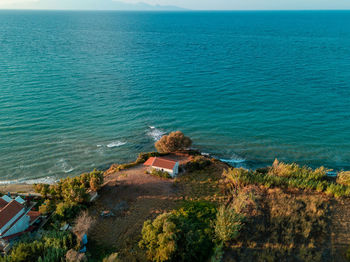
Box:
89, 165, 181, 260
87, 155, 350, 262
224, 187, 332, 262
88, 154, 226, 261
176, 158, 228, 203
330, 198, 350, 262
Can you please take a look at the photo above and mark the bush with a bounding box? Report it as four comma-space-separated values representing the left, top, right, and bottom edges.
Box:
214, 205, 244, 244
39, 199, 56, 215
1, 231, 75, 262
155, 131, 192, 153
184, 156, 211, 172
346, 245, 350, 261
65, 249, 87, 262
150, 168, 172, 179
139, 201, 217, 262
55, 201, 82, 220
103, 253, 121, 262
337, 171, 350, 186
136, 152, 165, 163
223, 161, 350, 198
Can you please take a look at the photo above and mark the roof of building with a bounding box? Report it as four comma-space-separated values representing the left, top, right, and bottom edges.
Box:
28, 211, 41, 224
0, 200, 24, 229
15, 196, 25, 205
144, 157, 177, 170
0, 199, 8, 209
1, 195, 12, 203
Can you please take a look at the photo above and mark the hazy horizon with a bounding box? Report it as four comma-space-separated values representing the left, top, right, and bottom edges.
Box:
1, 0, 350, 11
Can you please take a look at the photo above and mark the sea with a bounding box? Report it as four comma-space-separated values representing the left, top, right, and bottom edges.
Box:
1, 10, 350, 183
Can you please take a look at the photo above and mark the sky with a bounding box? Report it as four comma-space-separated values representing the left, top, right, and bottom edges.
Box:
1, 0, 350, 10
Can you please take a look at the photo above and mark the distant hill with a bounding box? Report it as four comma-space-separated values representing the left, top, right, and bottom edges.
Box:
0, 0, 186, 11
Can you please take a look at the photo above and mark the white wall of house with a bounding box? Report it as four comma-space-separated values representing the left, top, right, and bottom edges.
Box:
153, 167, 174, 176
152, 162, 179, 178
0, 208, 25, 235
3, 214, 30, 237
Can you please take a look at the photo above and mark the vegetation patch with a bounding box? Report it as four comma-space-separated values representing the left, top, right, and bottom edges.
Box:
155, 131, 192, 153
106, 152, 167, 173
337, 171, 350, 187
149, 168, 172, 179
221, 168, 333, 262
139, 201, 217, 262
224, 160, 350, 198
34, 169, 104, 222
0, 231, 75, 262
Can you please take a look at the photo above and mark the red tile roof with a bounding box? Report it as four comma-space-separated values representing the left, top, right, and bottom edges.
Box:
144, 157, 155, 166
144, 157, 177, 170
0, 200, 24, 230
28, 211, 41, 224
0, 199, 8, 209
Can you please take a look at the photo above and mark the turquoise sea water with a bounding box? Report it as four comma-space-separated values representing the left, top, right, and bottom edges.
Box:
1, 11, 350, 182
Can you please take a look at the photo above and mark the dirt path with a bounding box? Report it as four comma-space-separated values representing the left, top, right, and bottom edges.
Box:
89, 164, 180, 257
331, 198, 350, 261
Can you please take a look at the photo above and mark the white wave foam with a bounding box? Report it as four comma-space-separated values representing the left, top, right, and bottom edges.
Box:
57, 159, 74, 173
220, 158, 246, 164
0, 176, 57, 185
107, 141, 127, 148
220, 154, 246, 165
147, 126, 166, 141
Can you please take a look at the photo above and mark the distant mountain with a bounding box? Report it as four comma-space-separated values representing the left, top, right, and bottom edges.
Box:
1, 0, 186, 11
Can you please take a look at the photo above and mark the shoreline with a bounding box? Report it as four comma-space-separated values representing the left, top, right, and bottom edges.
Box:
0, 183, 34, 194
0, 150, 344, 193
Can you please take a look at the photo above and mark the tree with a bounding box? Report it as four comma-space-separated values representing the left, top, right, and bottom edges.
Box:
73, 211, 96, 241
39, 199, 56, 214
139, 201, 216, 262
89, 170, 104, 191
155, 131, 192, 153
34, 184, 50, 198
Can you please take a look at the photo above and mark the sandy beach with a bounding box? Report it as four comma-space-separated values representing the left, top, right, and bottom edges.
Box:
0, 184, 34, 194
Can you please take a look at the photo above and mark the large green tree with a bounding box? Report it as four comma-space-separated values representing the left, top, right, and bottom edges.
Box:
139, 201, 216, 262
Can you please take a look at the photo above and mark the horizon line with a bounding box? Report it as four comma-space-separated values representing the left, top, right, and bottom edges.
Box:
1, 8, 350, 11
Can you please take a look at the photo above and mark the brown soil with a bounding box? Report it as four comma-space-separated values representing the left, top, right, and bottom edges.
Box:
89, 154, 190, 259
331, 198, 350, 261
0, 184, 34, 194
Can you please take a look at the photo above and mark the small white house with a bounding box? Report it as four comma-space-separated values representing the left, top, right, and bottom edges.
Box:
144, 157, 179, 178
0, 195, 40, 241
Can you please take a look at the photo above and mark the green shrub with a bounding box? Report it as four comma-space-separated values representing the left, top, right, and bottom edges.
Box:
55, 201, 82, 220
136, 152, 165, 163
211, 243, 224, 262
224, 161, 350, 197
185, 156, 211, 172
337, 171, 350, 186
214, 205, 244, 244
150, 168, 172, 179
1, 231, 75, 262
346, 244, 350, 261
325, 183, 348, 198
139, 201, 217, 262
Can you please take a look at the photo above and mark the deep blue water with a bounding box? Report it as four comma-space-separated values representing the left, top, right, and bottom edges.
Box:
1, 11, 350, 182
